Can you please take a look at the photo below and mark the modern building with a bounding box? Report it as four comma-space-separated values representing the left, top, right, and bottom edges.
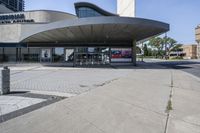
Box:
0, 0, 24, 13
195, 25, 200, 58
0, 1, 169, 66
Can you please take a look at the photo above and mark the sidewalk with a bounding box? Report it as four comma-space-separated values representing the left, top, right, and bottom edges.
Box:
0, 65, 200, 133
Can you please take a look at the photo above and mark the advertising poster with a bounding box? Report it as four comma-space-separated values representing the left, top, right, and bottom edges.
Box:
111, 48, 132, 62
65, 49, 74, 61
41, 49, 51, 59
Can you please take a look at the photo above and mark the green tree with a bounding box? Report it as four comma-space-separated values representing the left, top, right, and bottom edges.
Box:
147, 36, 182, 59
163, 37, 183, 58
148, 37, 165, 58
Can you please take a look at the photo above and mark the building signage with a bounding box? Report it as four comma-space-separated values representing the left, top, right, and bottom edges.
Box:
0, 13, 34, 24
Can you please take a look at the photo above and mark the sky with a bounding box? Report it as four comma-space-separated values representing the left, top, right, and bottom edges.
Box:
26, 0, 200, 44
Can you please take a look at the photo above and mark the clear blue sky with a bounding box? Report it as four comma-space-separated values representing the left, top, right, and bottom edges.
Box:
26, 0, 200, 44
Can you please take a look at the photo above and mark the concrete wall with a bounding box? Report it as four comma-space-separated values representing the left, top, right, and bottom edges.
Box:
0, 10, 77, 43
0, 24, 22, 42
0, 10, 76, 23
117, 0, 135, 17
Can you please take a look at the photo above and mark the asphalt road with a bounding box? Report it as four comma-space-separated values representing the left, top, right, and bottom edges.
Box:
153, 60, 200, 78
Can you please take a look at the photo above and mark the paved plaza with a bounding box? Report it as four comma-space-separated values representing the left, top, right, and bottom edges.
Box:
0, 62, 200, 133
1, 64, 131, 95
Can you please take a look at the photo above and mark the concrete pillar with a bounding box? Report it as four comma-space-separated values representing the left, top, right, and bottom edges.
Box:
73, 48, 76, 67
16, 48, 18, 62
1, 66, 10, 95
132, 40, 137, 66
2, 48, 5, 62
109, 47, 112, 64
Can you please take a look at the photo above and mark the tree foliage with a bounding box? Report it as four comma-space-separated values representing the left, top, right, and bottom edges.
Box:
146, 36, 182, 59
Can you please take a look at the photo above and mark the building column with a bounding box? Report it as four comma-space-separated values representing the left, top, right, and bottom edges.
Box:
16, 48, 18, 62
73, 48, 76, 67
19, 47, 22, 62
2, 48, 5, 62
27, 47, 30, 62
109, 47, 112, 64
51, 48, 54, 63
132, 40, 137, 66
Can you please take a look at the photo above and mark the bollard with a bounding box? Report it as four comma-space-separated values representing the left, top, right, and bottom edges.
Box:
1, 66, 10, 95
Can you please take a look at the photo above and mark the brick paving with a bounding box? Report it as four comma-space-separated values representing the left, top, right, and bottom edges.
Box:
1, 66, 131, 94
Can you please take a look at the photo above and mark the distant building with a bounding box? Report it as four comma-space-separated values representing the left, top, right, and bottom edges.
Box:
0, 0, 24, 13
182, 44, 197, 59
195, 25, 200, 58
117, 0, 135, 17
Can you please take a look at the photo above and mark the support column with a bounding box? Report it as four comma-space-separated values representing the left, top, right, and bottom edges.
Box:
19, 48, 22, 62
109, 47, 112, 64
132, 40, 136, 66
27, 47, 30, 62
2, 47, 5, 62
16, 47, 18, 62
73, 48, 76, 67
51, 48, 54, 63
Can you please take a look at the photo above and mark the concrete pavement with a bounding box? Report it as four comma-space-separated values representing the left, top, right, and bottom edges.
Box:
168, 70, 200, 133
0, 64, 200, 133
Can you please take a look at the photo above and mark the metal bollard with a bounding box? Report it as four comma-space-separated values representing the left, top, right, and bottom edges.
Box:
1, 66, 10, 95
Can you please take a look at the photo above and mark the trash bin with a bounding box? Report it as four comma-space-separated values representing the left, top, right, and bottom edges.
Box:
1, 66, 10, 95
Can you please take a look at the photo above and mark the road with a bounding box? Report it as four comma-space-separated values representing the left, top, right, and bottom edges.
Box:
145, 59, 200, 78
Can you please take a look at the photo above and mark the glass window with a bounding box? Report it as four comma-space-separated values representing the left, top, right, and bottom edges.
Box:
77, 7, 104, 18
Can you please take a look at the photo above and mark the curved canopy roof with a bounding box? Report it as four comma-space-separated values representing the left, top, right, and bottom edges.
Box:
21, 17, 169, 47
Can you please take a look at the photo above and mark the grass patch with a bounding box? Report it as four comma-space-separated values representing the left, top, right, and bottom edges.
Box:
166, 100, 173, 112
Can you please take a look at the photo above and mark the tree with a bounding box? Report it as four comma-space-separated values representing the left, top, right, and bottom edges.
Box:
147, 36, 182, 59
148, 37, 165, 58
163, 37, 183, 58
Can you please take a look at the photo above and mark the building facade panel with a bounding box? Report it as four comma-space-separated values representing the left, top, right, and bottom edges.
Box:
0, 24, 21, 42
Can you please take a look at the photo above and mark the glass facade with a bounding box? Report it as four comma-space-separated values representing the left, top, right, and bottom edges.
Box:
77, 7, 103, 18
74, 47, 110, 66
0, 47, 111, 66
0, 46, 135, 66
0, 0, 24, 12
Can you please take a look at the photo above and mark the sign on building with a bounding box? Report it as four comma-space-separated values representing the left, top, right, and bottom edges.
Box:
0, 13, 34, 24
